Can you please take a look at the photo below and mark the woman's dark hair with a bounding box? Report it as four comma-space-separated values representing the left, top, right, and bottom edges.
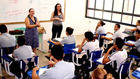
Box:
100, 20, 105, 26
0, 24, 7, 33
66, 27, 74, 35
84, 31, 94, 41
17, 36, 25, 46
29, 8, 34, 12
51, 45, 64, 60
115, 37, 124, 49
54, 3, 62, 16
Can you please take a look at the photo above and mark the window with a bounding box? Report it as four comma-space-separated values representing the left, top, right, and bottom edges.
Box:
86, 0, 140, 27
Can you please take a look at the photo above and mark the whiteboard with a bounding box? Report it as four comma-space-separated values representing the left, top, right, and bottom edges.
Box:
0, 0, 65, 23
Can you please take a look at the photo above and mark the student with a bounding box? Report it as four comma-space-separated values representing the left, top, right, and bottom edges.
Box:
103, 37, 127, 78
49, 27, 75, 45
13, 36, 35, 60
78, 31, 99, 53
129, 20, 140, 31
91, 68, 114, 79
102, 23, 124, 41
126, 30, 140, 57
0, 24, 16, 48
32, 45, 75, 79
95, 20, 106, 34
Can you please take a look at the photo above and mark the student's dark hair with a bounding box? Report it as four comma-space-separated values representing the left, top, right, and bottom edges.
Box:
17, 36, 25, 46
136, 30, 140, 34
115, 37, 124, 49
29, 8, 34, 12
84, 31, 94, 41
66, 27, 74, 35
51, 45, 64, 60
0, 24, 7, 33
137, 20, 140, 24
115, 23, 120, 28
54, 3, 62, 16
100, 20, 105, 26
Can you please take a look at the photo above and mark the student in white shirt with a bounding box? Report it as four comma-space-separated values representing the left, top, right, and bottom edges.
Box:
95, 20, 106, 34
78, 31, 99, 53
32, 45, 75, 79
103, 37, 127, 78
0, 24, 16, 48
129, 20, 140, 31
49, 27, 75, 45
125, 30, 140, 57
13, 36, 35, 60
102, 23, 124, 41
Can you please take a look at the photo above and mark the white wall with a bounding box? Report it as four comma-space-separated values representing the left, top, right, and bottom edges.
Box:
6, 0, 135, 40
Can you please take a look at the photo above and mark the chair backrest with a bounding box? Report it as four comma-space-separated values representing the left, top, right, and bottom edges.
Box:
20, 56, 39, 73
118, 60, 133, 79
90, 50, 103, 61
64, 43, 76, 54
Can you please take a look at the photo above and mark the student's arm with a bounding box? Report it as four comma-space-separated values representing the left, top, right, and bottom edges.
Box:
124, 43, 135, 46
32, 67, 39, 79
49, 39, 61, 45
131, 28, 137, 31
103, 46, 114, 64
25, 18, 38, 29
102, 36, 113, 41
107, 32, 113, 35
78, 38, 86, 53
50, 12, 60, 21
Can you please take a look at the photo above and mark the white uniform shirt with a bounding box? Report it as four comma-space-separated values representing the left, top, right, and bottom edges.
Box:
96, 26, 106, 34
112, 29, 124, 40
109, 49, 128, 72
135, 39, 140, 52
82, 39, 100, 53
39, 61, 75, 79
13, 45, 34, 60
0, 33, 16, 48
60, 35, 75, 45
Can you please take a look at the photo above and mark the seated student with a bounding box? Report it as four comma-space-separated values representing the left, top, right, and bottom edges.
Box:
78, 31, 99, 53
49, 27, 75, 45
125, 30, 140, 57
128, 20, 140, 31
13, 36, 35, 60
103, 37, 127, 78
124, 20, 140, 41
0, 24, 16, 48
32, 45, 75, 79
95, 20, 106, 35
91, 68, 114, 79
95, 20, 106, 47
102, 23, 124, 41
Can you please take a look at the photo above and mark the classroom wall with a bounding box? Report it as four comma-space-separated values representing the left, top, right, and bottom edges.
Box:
6, 0, 135, 40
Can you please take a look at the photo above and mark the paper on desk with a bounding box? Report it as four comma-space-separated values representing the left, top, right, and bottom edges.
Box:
96, 56, 104, 63
105, 34, 113, 38
136, 67, 140, 72
73, 48, 78, 52
8, 54, 13, 58
126, 41, 135, 44
39, 68, 48, 76
54, 38, 63, 42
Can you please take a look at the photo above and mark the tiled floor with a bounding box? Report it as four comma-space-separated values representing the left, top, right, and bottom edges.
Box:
0, 35, 138, 79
